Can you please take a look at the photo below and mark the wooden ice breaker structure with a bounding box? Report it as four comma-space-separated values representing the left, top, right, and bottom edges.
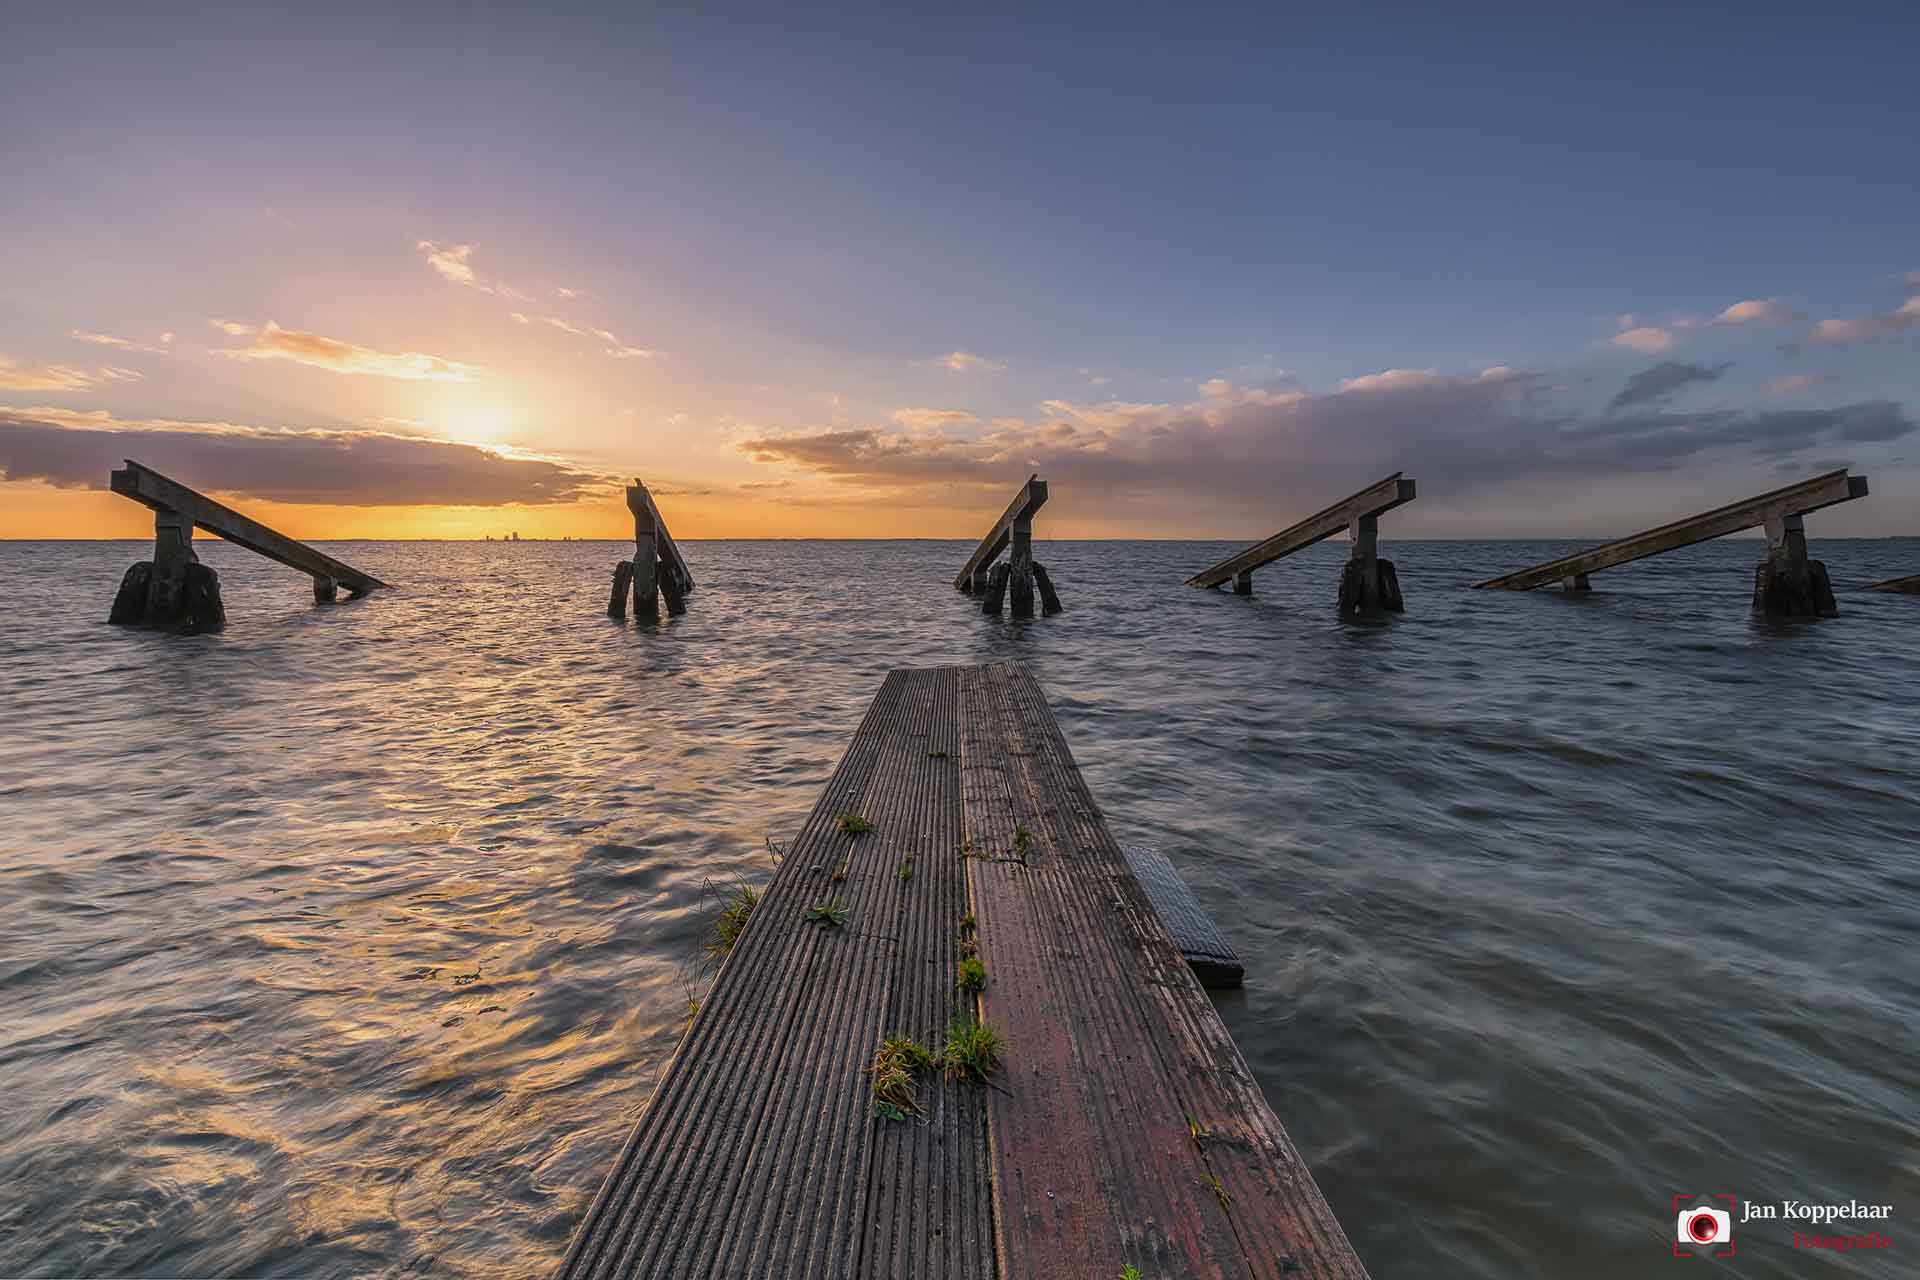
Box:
1187, 472, 1417, 619
106, 459, 388, 633
956, 475, 1061, 618
557, 662, 1366, 1280
1473, 469, 1869, 618
608, 479, 695, 620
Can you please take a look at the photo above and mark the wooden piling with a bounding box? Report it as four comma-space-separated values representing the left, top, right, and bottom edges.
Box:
608, 561, 634, 619
955, 475, 1059, 618
1189, 473, 1416, 619
1032, 560, 1063, 615
1473, 469, 1868, 618
981, 561, 1010, 615
106, 460, 384, 631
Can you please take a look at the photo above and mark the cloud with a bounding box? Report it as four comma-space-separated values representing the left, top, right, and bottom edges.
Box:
607, 345, 655, 360
509, 312, 531, 325
0, 408, 610, 506
528, 315, 653, 358
0, 357, 101, 392
159, 332, 175, 345
417, 240, 482, 289
1607, 361, 1727, 413
69, 330, 169, 355
735, 368, 1913, 515
209, 318, 253, 336
212, 321, 481, 382
1612, 326, 1676, 354
1765, 373, 1827, 397
1805, 295, 1920, 345
933, 350, 1007, 373
97, 366, 146, 383
1713, 298, 1793, 326
891, 407, 978, 429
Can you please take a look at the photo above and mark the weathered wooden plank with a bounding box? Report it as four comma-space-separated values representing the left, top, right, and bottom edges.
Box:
1865, 573, 1920, 594
1121, 845, 1245, 988
556, 663, 1366, 1279
109, 460, 387, 593
629, 479, 695, 596
954, 475, 1048, 591
1188, 474, 1415, 589
1473, 470, 1868, 591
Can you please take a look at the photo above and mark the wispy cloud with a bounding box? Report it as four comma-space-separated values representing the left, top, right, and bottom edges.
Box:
97, 365, 147, 383
1713, 298, 1794, 326
931, 350, 1007, 373
0, 407, 610, 506
1765, 373, 1828, 397
1607, 361, 1727, 413
212, 321, 481, 382
415, 239, 530, 300
0, 357, 99, 392
1805, 295, 1920, 345
208, 318, 253, 336
890, 407, 977, 429
1612, 326, 1676, 354
528, 315, 654, 359
69, 330, 169, 355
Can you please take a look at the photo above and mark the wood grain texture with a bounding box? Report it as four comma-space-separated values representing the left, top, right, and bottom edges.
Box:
109, 460, 387, 593
1474, 470, 1868, 591
954, 477, 1048, 591
557, 663, 1365, 1279
1187, 475, 1414, 590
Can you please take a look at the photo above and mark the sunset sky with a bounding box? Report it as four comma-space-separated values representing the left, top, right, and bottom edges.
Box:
3, 4, 1916, 540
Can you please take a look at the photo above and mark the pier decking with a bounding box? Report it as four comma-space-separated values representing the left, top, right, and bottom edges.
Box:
558, 661, 1365, 1280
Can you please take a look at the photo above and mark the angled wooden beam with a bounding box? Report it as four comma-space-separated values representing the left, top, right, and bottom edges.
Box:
109, 460, 388, 594
1866, 573, 1920, 594
1187, 473, 1416, 589
953, 475, 1048, 592
1473, 470, 1868, 591
629, 478, 694, 596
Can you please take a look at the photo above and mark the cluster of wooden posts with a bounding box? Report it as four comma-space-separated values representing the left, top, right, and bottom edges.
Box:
953, 474, 1063, 618
1187, 466, 1901, 621
606, 480, 695, 620
101, 459, 1912, 634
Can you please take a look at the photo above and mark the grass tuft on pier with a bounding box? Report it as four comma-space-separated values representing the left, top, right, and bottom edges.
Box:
702, 881, 759, 961
941, 1014, 1003, 1084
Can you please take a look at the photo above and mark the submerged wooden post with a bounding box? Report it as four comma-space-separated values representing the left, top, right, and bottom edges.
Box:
1188, 473, 1416, 620
1032, 561, 1063, 615
612, 479, 692, 622
956, 475, 1056, 618
1474, 469, 1867, 618
1865, 573, 1920, 594
106, 459, 384, 631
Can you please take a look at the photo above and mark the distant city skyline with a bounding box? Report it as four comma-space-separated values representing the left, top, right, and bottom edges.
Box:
3, 3, 1916, 540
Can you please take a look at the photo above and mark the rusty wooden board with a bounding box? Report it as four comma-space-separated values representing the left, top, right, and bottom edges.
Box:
557, 662, 1365, 1280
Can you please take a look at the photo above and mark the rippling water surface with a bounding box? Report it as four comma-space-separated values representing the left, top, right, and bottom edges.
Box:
2, 537, 1917, 1278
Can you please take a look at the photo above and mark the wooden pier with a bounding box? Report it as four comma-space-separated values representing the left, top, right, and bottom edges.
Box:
956, 476, 1061, 619
107, 459, 388, 632
1187, 473, 1417, 619
558, 662, 1365, 1280
1472, 469, 1869, 617
1866, 573, 1920, 595
609, 479, 695, 620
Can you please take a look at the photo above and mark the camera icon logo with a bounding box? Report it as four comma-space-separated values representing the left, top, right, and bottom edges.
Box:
1672, 1195, 1736, 1258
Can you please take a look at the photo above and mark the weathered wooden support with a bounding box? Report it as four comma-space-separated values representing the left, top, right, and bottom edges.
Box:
618, 480, 694, 621
1866, 573, 1920, 594
106, 459, 384, 631
955, 475, 1059, 617
555, 663, 1367, 1280
1473, 470, 1868, 619
1032, 560, 1063, 615
981, 561, 1010, 615
1188, 474, 1417, 618
607, 561, 634, 619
